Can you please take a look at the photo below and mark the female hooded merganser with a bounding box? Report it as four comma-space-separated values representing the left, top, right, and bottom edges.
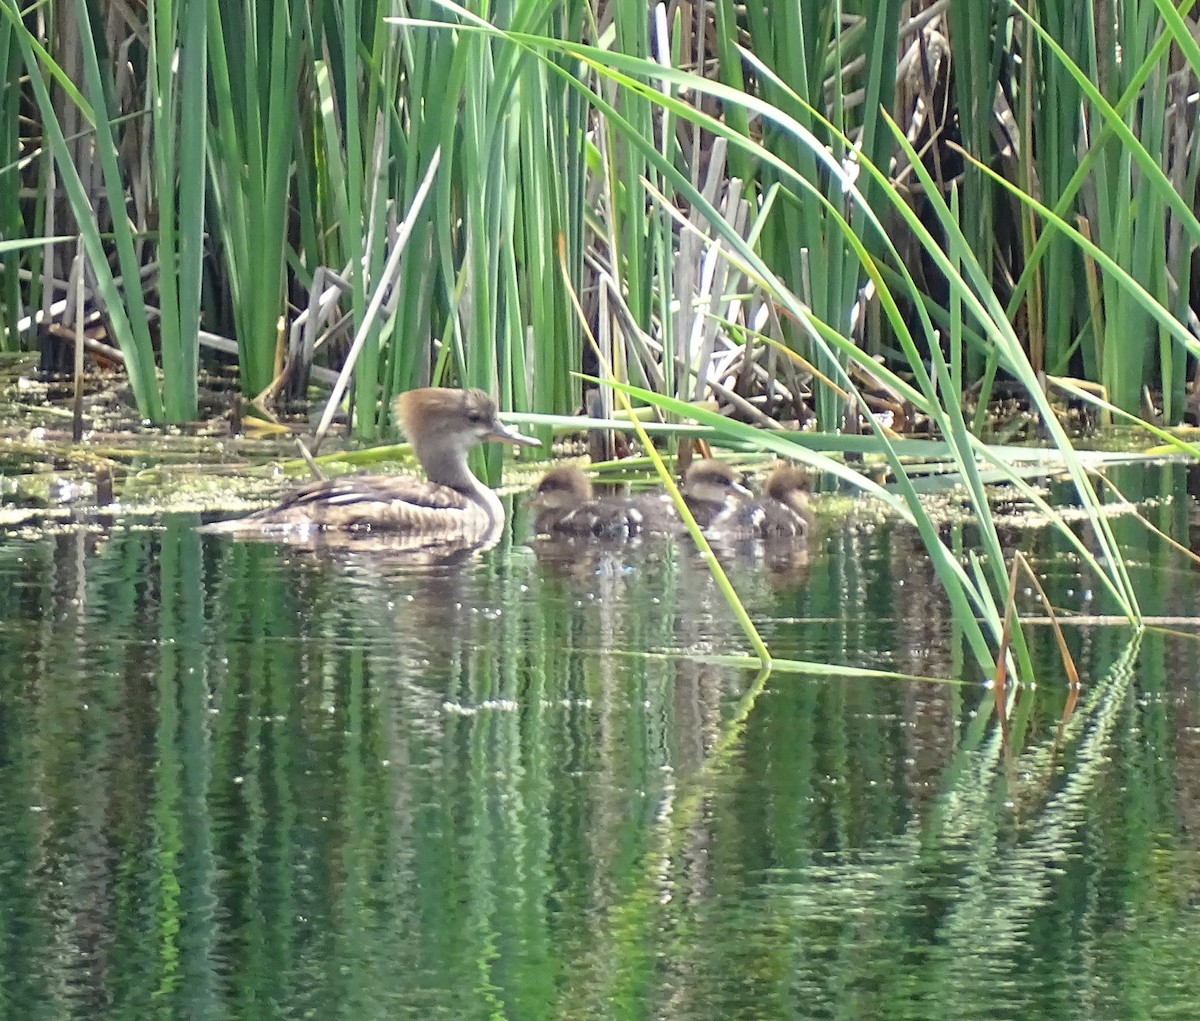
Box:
707, 463, 813, 540
202, 387, 539, 550
528, 466, 644, 539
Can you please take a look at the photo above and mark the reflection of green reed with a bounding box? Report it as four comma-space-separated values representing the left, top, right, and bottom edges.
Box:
590, 630, 1199, 1019
6, 0, 1192, 742
0, 538, 53, 1009
1, 500, 1198, 1017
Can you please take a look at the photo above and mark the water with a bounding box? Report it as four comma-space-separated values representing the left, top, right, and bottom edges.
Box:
1, 466, 1198, 1020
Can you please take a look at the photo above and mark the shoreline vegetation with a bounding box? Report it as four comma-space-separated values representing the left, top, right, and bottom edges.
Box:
3, 1, 1200, 674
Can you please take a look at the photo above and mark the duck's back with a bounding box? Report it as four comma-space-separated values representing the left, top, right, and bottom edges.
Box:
203, 474, 495, 540
756, 499, 811, 540
280, 475, 490, 530
626, 492, 683, 534
708, 498, 811, 541
535, 497, 644, 539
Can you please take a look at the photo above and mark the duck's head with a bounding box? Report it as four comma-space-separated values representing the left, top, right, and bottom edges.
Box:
528, 466, 593, 511
394, 387, 540, 454
764, 464, 811, 513
682, 459, 752, 507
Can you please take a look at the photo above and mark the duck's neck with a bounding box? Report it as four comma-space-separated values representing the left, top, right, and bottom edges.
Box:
414, 437, 503, 525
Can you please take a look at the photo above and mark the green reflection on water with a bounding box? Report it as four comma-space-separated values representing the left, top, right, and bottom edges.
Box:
0, 466, 1197, 1020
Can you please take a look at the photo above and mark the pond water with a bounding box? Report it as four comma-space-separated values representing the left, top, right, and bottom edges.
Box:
1, 464, 1199, 1020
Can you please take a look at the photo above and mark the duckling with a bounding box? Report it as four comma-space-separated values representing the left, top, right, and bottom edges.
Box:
528, 466, 643, 539
623, 458, 753, 533
708, 463, 813, 540
681, 459, 754, 528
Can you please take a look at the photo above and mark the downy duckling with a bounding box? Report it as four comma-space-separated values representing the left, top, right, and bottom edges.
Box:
624, 458, 753, 533
708, 463, 813, 540
528, 466, 643, 539
682, 459, 754, 528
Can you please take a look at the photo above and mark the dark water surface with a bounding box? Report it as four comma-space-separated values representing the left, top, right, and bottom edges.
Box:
2, 467, 1199, 1020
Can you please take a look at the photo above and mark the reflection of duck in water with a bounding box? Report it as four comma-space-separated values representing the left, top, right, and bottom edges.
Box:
528, 466, 644, 539
201, 387, 539, 556
707, 464, 813, 541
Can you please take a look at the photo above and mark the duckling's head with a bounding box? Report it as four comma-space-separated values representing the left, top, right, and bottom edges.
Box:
394, 387, 539, 454
764, 464, 811, 513
682, 459, 751, 507
529, 466, 593, 511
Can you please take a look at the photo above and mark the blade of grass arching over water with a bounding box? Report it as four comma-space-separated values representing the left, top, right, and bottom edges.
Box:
650, 654, 967, 685
410, 16, 1142, 657
591, 377, 1003, 676
622, 398, 772, 666
502, 408, 1168, 476
879, 113, 1141, 623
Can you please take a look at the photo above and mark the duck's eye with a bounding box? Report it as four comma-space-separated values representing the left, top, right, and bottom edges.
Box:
467, 412, 485, 424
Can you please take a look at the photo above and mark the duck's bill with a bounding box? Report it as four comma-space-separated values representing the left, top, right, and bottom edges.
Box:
487, 421, 541, 447
732, 481, 754, 499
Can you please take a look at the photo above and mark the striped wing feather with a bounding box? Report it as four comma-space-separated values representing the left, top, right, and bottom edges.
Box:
271, 476, 476, 532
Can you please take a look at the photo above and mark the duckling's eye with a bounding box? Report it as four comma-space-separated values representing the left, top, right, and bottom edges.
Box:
467, 411, 486, 424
